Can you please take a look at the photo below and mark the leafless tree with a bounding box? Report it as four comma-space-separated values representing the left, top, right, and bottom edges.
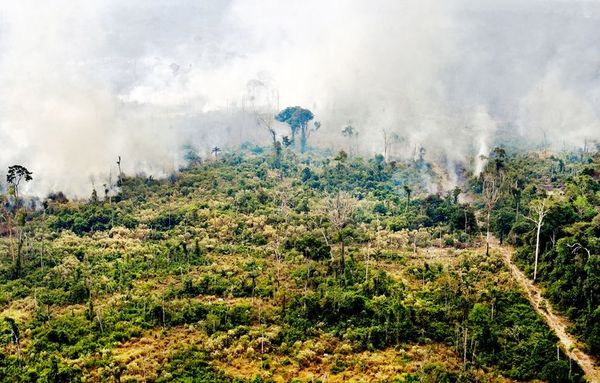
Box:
324, 191, 357, 274
566, 242, 591, 259
116, 156, 123, 184
256, 113, 277, 145
482, 172, 503, 256
525, 198, 550, 281
276, 182, 292, 224
382, 129, 398, 160
341, 124, 358, 156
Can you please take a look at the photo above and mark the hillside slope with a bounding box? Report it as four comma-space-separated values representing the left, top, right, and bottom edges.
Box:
0, 150, 589, 382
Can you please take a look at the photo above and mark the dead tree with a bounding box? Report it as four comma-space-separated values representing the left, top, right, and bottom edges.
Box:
116, 156, 123, 185
482, 173, 502, 256
325, 191, 357, 274
525, 198, 549, 281
256, 113, 277, 145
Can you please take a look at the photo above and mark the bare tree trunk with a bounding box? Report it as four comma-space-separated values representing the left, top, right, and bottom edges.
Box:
340, 230, 345, 275
486, 208, 491, 256
527, 199, 548, 282
9, 226, 14, 263
365, 242, 370, 282
40, 235, 44, 270
320, 228, 334, 264
304, 257, 310, 308
11, 227, 24, 279
300, 126, 307, 153
383, 131, 388, 160
413, 232, 417, 256
96, 308, 104, 335
534, 216, 542, 281
463, 326, 468, 368
275, 249, 282, 288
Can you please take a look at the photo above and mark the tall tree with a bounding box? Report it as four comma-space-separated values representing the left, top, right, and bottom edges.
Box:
341, 124, 358, 155
116, 156, 123, 185
256, 112, 277, 145
482, 173, 502, 256
325, 191, 357, 275
382, 129, 391, 160
482, 148, 506, 256
6, 165, 33, 206
6, 165, 32, 279
275, 106, 314, 153
382, 129, 403, 160
526, 198, 550, 281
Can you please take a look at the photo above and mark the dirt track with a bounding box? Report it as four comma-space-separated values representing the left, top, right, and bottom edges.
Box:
496, 243, 600, 382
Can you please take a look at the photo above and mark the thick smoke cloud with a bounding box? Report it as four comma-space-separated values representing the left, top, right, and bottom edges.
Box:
1, 0, 600, 196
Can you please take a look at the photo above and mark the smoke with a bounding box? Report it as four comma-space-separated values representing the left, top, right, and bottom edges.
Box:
2, 0, 600, 196
473, 107, 497, 176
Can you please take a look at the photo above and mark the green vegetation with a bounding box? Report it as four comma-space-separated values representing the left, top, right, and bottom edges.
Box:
477, 149, 600, 358
0, 146, 594, 382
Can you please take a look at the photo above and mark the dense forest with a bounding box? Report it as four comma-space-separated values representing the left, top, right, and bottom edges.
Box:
1, 141, 598, 382
480, 149, 600, 360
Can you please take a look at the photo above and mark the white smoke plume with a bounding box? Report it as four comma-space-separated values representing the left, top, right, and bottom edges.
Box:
2, 0, 600, 196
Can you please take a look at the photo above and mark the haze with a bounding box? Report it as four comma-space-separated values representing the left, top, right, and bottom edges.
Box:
2, 0, 600, 196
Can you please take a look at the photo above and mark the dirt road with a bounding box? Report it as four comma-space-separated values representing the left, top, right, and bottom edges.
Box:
496, 244, 600, 382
